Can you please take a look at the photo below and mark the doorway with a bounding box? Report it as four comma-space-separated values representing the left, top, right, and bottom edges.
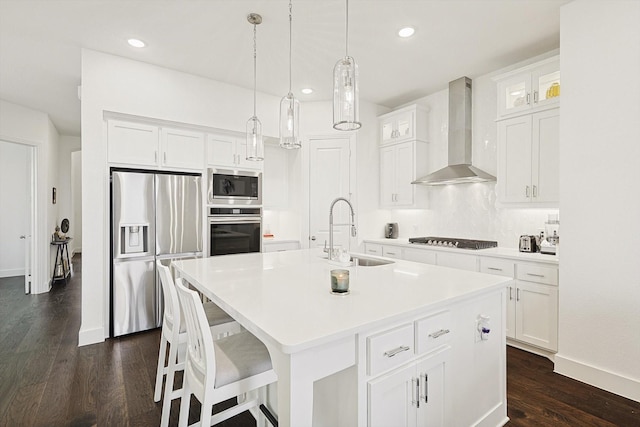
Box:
307, 135, 357, 252
0, 140, 35, 293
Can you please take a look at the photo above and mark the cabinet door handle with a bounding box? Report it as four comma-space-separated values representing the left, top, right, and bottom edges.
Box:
163, 152, 167, 164
525, 186, 530, 198
488, 267, 503, 271
383, 345, 410, 358
421, 373, 429, 403
154, 151, 158, 163
534, 91, 539, 103
411, 377, 419, 407
533, 185, 538, 197
516, 288, 520, 301
526, 93, 531, 105
509, 286, 513, 301
428, 328, 450, 339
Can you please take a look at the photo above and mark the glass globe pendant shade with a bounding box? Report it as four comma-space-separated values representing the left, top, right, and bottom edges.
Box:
246, 116, 264, 161
333, 56, 361, 131
279, 93, 301, 149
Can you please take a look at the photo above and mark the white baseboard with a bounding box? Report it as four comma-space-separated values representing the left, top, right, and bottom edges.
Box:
78, 326, 105, 347
554, 353, 640, 402
0, 268, 25, 278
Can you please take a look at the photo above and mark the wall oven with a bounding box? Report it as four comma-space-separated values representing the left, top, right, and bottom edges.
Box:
207, 207, 262, 256
207, 168, 262, 205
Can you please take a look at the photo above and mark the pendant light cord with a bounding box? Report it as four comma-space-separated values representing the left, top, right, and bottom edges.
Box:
288, 1, 292, 93
253, 22, 257, 118
345, 0, 349, 57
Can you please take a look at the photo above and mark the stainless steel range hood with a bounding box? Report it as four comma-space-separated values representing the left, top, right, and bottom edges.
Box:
412, 77, 496, 186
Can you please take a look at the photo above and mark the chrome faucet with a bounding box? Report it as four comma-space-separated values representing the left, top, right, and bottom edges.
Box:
328, 197, 357, 260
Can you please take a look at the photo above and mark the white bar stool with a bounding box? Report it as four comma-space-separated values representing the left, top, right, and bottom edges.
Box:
175, 277, 277, 427
154, 261, 241, 427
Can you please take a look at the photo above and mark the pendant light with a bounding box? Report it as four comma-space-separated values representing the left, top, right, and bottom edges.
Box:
333, 0, 361, 131
279, 1, 301, 149
246, 13, 264, 161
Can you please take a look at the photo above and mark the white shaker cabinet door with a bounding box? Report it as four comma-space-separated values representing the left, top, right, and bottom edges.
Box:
161, 127, 204, 170
108, 120, 159, 166
515, 281, 559, 351
498, 115, 532, 203
531, 109, 560, 203
368, 363, 416, 427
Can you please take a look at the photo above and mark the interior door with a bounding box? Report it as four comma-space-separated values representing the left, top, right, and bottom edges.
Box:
308, 136, 352, 250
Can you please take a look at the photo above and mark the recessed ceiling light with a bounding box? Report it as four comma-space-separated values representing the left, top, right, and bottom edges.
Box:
398, 27, 415, 38
127, 38, 146, 48
301, 88, 313, 95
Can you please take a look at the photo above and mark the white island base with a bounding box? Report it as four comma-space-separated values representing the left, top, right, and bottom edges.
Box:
174, 249, 510, 427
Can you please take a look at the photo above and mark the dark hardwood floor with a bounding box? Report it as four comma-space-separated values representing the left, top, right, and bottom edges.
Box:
0, 254, 638, 426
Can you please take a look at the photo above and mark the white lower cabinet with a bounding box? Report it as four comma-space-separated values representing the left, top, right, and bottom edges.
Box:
480, 257, 558, 351
368, 347, 449, 427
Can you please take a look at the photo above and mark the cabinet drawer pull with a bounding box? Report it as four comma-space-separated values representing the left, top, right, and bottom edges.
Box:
527, 273, 545, 278
428, 329, 450, 339
383, 345, 410, 358
487, 267, 503, 271
386, 251, 396, 256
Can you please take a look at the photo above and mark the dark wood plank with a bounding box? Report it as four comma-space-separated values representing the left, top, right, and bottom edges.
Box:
1, 254, 639, 427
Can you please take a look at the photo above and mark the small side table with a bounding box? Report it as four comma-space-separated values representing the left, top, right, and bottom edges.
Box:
51, 238, 72, 284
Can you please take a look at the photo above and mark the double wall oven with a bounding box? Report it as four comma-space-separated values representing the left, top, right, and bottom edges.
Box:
206, 168, 262, 256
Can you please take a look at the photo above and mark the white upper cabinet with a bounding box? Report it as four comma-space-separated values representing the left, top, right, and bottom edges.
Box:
160, 127, 205, 170
207, 134, 263, 171
379, 104, 429, 208
108, 120, 204, 171
108, 120, 159, 167
495, 56, 560, 119
262, 142, 289, 209
379, 104, 428, 145
497, 108, 559, 205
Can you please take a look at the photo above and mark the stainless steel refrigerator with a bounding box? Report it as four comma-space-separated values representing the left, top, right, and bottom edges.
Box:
110, 169, 202, 337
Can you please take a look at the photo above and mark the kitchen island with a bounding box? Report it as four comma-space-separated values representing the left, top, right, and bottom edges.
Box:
173, 248, 512, 427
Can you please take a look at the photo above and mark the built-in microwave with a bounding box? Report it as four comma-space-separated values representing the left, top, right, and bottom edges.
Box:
207, 168, 262, 205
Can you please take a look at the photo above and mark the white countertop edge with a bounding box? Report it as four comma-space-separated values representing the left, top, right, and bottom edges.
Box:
364, 238, 559, 265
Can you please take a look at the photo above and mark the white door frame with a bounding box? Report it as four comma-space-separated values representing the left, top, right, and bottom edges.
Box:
0, 138, 38, 293
302, 133, 357, 249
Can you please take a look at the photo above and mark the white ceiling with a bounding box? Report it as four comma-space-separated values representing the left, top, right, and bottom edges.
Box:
0, 0, 570, 137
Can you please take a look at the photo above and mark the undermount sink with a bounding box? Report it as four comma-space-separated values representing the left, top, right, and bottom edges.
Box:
350, 256, 394, 267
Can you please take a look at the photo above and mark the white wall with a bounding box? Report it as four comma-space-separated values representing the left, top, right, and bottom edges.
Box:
0, 141, 30, 277
57, 136, 81, 255
0, 100, 60, 293
79, 49, 283, 345
71, 150, 82, 254
555, 0, 640, 402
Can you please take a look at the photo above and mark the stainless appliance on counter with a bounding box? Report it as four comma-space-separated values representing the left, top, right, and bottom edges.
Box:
207, 207, 262, 256
207, 167, 261, 205
385, 223, 399, 239
110, 169, 202, 337
519, 235, 538, 253
409, 236, 498, 250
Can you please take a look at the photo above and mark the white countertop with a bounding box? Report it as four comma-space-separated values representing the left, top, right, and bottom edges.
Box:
364, 238, 559, 264
173, 248, 511, 354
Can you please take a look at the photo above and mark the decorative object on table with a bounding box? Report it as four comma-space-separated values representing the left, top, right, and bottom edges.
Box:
519, 235, 538, 253
279, 0, 301, 149
60, 218, 69, 233
246, 12, 264, 161
333, 0, 361, 131
52, 225, 67, 242
330, 269, 350, 294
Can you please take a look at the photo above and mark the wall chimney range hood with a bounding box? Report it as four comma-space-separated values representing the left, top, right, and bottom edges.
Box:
412, 77, 496, 186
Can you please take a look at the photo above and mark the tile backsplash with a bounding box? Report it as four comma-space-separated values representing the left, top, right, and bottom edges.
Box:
388, 183, 559, 249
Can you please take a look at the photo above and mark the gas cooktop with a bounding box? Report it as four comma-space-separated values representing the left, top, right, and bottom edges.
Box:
408, 237, 498, 250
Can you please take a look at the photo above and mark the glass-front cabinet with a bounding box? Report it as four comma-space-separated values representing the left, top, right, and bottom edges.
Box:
495, 56, 559, 119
